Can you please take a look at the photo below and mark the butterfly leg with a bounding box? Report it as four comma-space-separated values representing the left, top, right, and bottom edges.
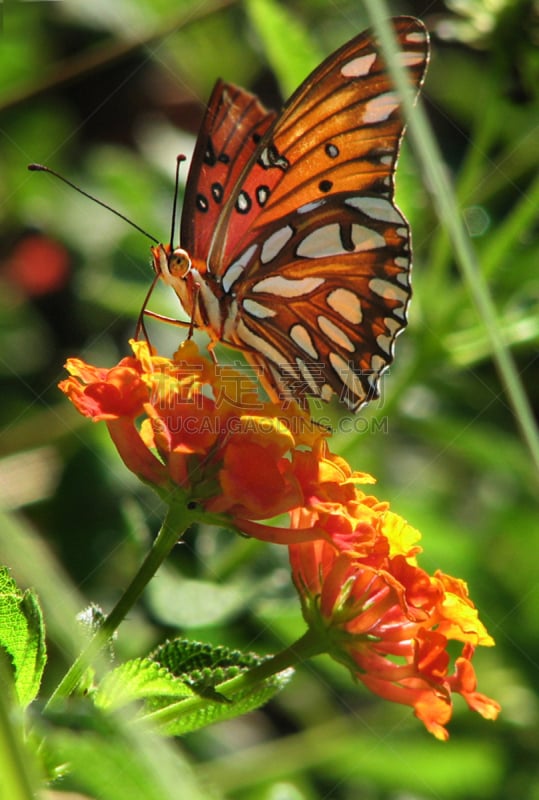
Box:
142, 310, 194, 328
206, 340, 219, 365
136, 309, 197, 349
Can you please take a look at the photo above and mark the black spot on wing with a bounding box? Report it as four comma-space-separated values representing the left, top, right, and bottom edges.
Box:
196, 194, 209, 212
235, 190, 252, 214
325, 143, 339, 158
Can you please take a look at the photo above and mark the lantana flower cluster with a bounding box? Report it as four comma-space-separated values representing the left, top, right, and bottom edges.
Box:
59, 339, 500, 739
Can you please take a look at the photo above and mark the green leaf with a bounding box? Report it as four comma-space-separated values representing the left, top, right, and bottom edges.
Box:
151, 637, 263, 690
145, 567, 250, 628
95, 639, 292, 736
246, 0, 322, 97
0, 567, 46, 708
143, 638, 293, 736
95, 658, 194, 711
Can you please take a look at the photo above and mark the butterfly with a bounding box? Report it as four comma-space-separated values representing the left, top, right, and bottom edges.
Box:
152, 16, 429, 412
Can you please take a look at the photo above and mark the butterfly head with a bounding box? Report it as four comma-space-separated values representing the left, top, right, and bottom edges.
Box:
152, 243, 192, 283
151, 242, 204, 323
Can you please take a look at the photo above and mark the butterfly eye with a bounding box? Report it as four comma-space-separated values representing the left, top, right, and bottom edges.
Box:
169, 248, 191, 278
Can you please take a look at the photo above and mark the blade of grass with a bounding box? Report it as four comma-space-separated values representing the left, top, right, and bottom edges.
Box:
481, 170, 539, 278
425, 85, 502, 293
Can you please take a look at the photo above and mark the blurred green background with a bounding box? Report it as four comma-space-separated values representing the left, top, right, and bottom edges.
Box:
1, 0, 538, 798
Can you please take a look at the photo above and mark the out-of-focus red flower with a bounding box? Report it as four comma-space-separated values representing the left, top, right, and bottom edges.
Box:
3, 234, 71, 296
289, 513, 501, 740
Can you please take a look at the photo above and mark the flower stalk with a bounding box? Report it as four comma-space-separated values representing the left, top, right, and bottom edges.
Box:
46, 490, 199, 709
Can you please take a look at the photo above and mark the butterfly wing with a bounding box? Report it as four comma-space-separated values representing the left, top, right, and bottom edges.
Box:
224, 201, 411, 410
179, 16, 429, 410
180, 80, 276, 259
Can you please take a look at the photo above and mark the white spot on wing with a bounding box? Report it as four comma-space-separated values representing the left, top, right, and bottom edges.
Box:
363, 92, 399, 124
398, 50, 427, 68
345, 197, 405, 224
298, 199, 325, 214
318, 315, 355, 352
369, 278, 408, 307
296, 358, 319, 393
376, 334, 392, 355
297, 224, 385, 258
296, 224, 343, 258
260, 225, 294, 264
236, 319, 290, 372
385, 316, 401, 336
290, 324, 318, 358
351, 226, 386, 252
376, 316, 401, 355
252, 275, 325, 297
329, 353, 365, 402
341, 52, 377, 78
321, 384, 333, 402
222, 244, 257, 294
406, 32, 427, 44
371, 354, 386, 373
243, 299, 277, 319
396, 272, 410, 288
327, 288, 363, 324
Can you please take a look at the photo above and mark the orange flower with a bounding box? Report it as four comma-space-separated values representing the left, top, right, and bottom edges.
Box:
211, 418, 302, 519
59, 357, 149, 421
60, 339, 500, 737
59, 340, 323, 539
289, 511, 500, 740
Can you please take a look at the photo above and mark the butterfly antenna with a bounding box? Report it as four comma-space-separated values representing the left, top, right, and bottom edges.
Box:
169, 154, 187, 247
28, 163, 160, 245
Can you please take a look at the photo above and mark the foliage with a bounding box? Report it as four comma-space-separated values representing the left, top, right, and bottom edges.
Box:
0, 0, 537, 798
0, 567, 46, 708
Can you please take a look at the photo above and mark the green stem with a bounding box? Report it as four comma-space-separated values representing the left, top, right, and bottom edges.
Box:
141, 628, 324, 729
45, 490, 198, 710
0, 658, 37, 800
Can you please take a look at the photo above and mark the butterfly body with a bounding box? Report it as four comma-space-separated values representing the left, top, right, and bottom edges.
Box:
153, 17, 429, 411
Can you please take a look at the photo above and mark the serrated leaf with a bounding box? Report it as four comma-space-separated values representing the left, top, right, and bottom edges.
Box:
95, 658, 194, 711
0, 566, 46, 707
144, 638, 294, 735
150, 637, 262, 690
147, 665, 294, 737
